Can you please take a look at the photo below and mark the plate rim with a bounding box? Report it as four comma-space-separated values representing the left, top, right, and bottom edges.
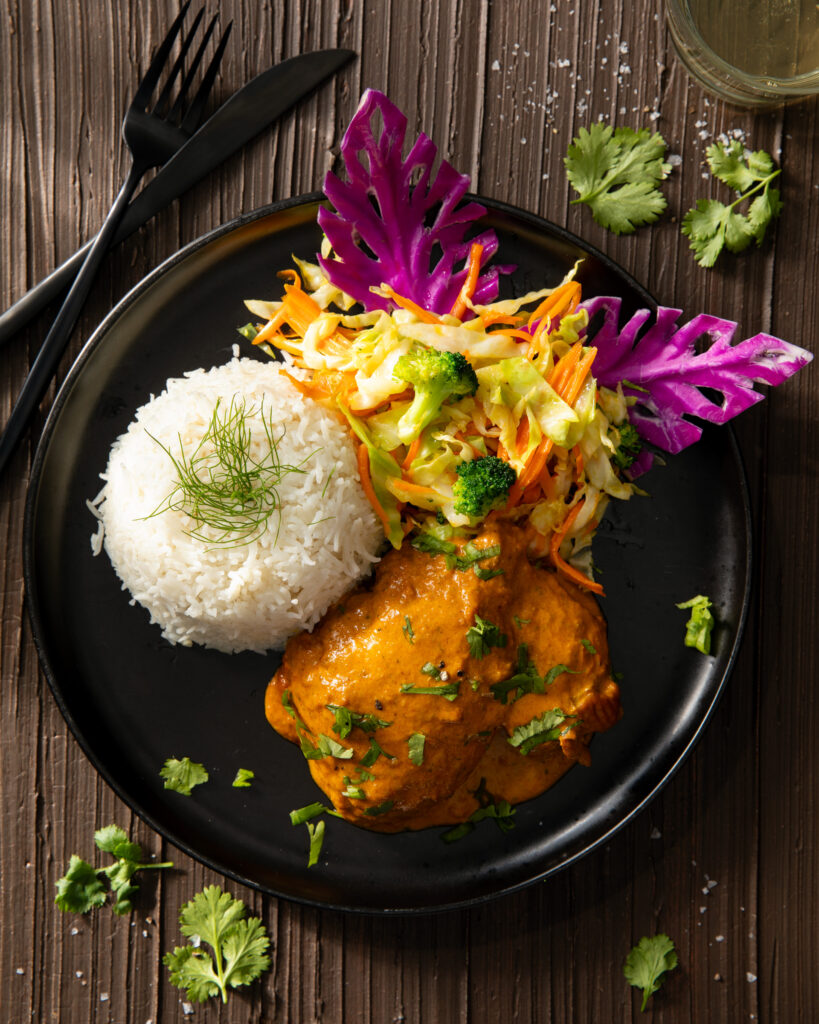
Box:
23, 193, 753, 914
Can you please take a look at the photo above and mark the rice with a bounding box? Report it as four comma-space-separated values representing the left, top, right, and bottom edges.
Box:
90, 357, 384, 653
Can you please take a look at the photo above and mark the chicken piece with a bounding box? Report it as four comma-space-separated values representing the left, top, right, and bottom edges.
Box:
265, 521, 621, 832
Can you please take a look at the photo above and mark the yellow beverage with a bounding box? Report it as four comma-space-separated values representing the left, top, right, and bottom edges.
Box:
666, 0, 819, 104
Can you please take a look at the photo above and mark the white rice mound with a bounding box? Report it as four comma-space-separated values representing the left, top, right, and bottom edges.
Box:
90, 357, 384, 654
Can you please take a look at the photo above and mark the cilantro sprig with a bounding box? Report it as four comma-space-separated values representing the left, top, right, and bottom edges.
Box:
55, 825, 173, 916
466, 615, 507, 659
564, 123, 670, 234
624, 933, 679, 1012
163, 885, 271, 1003
681, 141, 782, 267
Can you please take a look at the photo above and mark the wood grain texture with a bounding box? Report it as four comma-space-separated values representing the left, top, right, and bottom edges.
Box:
1, 1, 817, 1021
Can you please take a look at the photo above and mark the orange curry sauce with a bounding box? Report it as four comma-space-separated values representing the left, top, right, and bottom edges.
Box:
265, 521, 621, 833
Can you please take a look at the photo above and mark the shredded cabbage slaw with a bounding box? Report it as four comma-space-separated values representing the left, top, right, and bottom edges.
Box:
240, 245, 642, 597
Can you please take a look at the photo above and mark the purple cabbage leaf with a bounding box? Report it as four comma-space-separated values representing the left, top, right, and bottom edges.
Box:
318, 89, 507, 316
583, 295, 813, 455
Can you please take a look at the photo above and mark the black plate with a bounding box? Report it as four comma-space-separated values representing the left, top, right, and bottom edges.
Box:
24, 194, 751, 913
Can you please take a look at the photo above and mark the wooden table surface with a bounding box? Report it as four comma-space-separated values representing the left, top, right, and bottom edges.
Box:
1, 1, 817, 1020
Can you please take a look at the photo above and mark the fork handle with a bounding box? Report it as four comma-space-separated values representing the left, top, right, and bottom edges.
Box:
0, 161, 146, 475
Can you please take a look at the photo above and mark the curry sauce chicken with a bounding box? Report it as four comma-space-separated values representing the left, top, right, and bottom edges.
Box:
266, 520, 621, 833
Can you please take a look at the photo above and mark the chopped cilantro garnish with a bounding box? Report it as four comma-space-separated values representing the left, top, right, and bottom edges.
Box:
232, 768, 254, 788
408, 733, 426, 766
400, 681, 461, 701
289, 802, 331, 826
360, 737, 395, 767
306, 820, 325, 867
160, 757, 209, 796
512, 615, 531, 628
508, 709, 573, 755
466, 615, 507, 659
580, 638, 597, 655
364, 800, 394, 817
341, 785, 367, 799
421, 662, 442, 679
411, 533, 503, 578
676, 595, 715, 654
402, 616, 415, 644
326, 704, 391, 738
441, 798, 516, 843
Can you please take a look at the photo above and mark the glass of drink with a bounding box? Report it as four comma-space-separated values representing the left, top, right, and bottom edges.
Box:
664, 0, 819, 106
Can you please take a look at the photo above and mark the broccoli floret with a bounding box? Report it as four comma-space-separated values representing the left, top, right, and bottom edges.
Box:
452, 456, 517, 518
393, 346, 478, 443
612, 420, 642, 470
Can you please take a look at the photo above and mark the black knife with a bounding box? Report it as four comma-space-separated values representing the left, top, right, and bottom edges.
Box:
0, 48, 354, 347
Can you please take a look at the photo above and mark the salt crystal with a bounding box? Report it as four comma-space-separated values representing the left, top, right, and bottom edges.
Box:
619, 64, 631, 75
75, 971, 83, 979
557, 58, 571, 68
182, 1003, 194, 1016
716, 935, 725, 942
700, 906, 707, 914
100, 993, 110, 1002
16, 968, 24, 976
491, 60, 500, 71
668, 154, 682, 167
650, 827, 662, 839
747, 972, 757, 983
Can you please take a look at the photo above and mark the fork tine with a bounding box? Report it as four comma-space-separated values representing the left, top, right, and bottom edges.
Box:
178, 21, 233, 135
151, 7, 205, 116
166, 13, 218, 124
132, 1, 192, 110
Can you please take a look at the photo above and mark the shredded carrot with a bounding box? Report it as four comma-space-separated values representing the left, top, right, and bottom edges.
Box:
527, 280, 582, 329
573, 444, 585, 480
478, 311, 525, 328
381, 285, 442, 324
356, 443, 391, 532
521, 482, 541, 505
450, 243, 484, 319
392, 479, 439, 499
548, 341, 583, 393
550, 499, 605, 595
562, 348, 597, 407
515, 415, 530, 457
277, 268, 301, 289
494, 328, 538, 344
402, 435, 423, 472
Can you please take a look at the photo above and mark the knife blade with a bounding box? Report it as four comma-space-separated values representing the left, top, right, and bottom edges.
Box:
0, 48, 354, 347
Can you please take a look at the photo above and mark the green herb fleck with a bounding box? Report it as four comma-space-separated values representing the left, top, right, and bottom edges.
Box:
508, 709, 573, 755
402, 616, 415, 644
408, 733, 426, 766
160, 757, 209, 796
580, 638, 597, 655
326, 704, 391, 739
441, 798, 516, 843
421, 662, 442, 679
306, 821, 325, 867
364, 800, 395, 817
289, 803, 331, 826
360, 737, 396, 767
676, 594, 715, 654
232, 769, 254, 788
400, 681, 461, 702
341, 785, 367, 799
624, 934, 679, 1012
512, 615, 531, 628
466, 615, 508, 659
163, 886, 271, 1003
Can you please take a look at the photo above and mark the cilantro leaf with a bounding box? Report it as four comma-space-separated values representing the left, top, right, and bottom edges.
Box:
490, 644, 565, 704
402, 615, 415, 644
676, 594, 715, 654
163, 885, 271, 1003
326, 704, 392, 738
232, 768, 254, 788
441, 797, 516, 842
55, 855, 107, 915
624, 934, 678, 1012
160, 757, 209, 796
681, 140, 782, 267
508, 709, 572, 755
400, 681, 461, 701
564, 123, 670, 234
360, 736, 396, 766
466, 615, 508, 659
408, 732, 426, 766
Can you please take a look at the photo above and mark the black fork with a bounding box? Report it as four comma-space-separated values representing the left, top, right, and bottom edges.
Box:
0, 4, 232, 475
